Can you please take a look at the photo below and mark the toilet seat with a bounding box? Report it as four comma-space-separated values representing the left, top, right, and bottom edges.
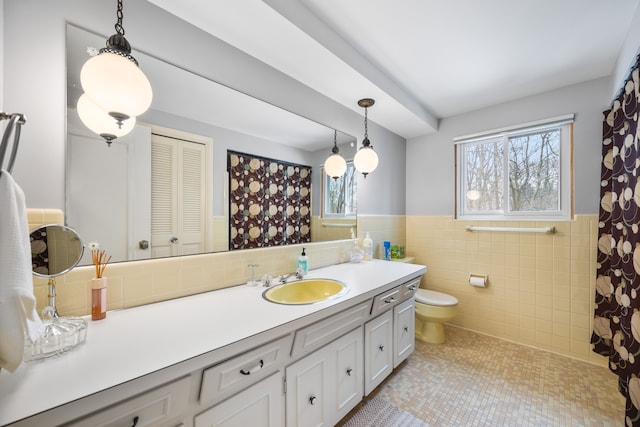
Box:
415, 289, 458, 307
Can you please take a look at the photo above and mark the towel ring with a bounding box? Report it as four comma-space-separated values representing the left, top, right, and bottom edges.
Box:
0, 112, 26, 174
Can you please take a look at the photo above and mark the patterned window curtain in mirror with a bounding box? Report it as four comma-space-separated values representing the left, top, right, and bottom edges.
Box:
592, 55, 640, 425
228, 151, 311, 250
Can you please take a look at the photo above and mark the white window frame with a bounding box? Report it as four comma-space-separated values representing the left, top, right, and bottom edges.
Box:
322, 162, 357, 218
455, 114, 574, 221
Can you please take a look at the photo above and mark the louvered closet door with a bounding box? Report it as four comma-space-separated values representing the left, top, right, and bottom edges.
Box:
151, 135, 205, 257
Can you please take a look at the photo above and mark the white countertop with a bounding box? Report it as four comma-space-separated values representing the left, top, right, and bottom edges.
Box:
0, 260, 425, 426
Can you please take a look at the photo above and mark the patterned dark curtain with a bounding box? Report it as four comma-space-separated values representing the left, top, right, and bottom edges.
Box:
228, 151, 311, 250
592, 55, 640, 425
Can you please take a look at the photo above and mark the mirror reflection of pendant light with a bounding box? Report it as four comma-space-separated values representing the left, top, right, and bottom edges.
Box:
353, 98, 378, 178
324, 130, 347, 179
79, 0, 152, 141
77, 94, 136, 146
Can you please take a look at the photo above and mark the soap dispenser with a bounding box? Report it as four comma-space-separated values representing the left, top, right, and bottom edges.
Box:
363, 232, 373, 261
297, 247, 309, 273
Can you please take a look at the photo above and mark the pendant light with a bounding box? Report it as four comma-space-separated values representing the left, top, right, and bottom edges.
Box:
80, 0, 152, 130
353, 98, 378, 178
324, 130, 347, 179
76, 93, 136, 146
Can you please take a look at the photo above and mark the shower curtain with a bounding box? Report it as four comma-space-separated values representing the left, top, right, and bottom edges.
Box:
228, 150, 311, 250
592, 54, 640, 425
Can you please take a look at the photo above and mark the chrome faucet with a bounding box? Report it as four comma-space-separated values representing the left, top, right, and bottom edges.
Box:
278, 268, 306, 284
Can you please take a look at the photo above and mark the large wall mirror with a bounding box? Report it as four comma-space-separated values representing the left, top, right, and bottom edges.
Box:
66, 24, 357, 266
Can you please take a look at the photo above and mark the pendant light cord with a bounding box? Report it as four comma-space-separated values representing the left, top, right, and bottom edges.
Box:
115, 0, 125, 36
363, 107, 368, 140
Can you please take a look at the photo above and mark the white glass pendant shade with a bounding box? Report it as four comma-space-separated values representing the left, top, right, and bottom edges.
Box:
80, 52, 153, 119
324, 153, 347, 178
77, 93, 136, 138
354, 146, 379, 176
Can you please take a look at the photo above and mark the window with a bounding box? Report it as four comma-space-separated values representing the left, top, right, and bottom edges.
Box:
323, 162, 357, 217
455, 115, 573, 220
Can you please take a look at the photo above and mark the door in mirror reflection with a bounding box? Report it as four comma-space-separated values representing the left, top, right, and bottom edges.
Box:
67, 118, 151, 267
151, 133, 208, 257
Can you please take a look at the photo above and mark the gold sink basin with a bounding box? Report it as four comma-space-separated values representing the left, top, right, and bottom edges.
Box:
263, 279, 348, 305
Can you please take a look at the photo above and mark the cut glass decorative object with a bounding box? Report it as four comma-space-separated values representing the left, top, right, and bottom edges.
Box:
24, 308, 88, 362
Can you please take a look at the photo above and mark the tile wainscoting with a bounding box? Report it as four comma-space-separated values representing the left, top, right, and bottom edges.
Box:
27, 210, 404, 318
406, 215, 604, 366
27, 209, 600, 366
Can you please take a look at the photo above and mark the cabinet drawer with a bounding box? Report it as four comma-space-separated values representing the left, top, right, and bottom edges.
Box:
399, 277, 420, 300
196, 371, 283, 427
200, 334, 293, 405
370, 286, 401, 316
69, 376, 190, 427
291, 301, 370, 357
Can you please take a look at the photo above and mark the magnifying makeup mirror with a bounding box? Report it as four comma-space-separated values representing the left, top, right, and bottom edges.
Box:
26, 224, 88, 361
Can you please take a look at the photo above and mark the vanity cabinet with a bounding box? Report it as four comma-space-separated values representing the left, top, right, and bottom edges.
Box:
199, 334, 292, 407
285, 326, 363, 427
68, 376, 191, 427
393, 298, 415, 368
364, 310, 393, 396
2, 262, 426, 427
194, 371, 284, 427
364, 278, 418, 395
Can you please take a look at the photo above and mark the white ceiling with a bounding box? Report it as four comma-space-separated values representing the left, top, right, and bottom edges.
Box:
148, 0, 640, 140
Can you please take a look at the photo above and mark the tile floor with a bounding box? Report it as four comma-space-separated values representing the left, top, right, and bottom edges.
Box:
361, 325, 624, 426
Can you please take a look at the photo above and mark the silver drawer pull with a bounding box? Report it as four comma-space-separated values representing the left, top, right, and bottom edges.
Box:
408, 285, 417, 290
384, 297, 395, 304
240, 359, 264, 375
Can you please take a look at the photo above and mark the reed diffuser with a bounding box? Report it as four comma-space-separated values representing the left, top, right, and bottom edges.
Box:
88, 242, 111, 320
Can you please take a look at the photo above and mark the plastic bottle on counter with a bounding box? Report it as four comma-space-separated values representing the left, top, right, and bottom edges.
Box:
363, 232, 373, 261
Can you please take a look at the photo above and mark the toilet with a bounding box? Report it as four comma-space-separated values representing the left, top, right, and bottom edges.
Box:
414, 288, 459, 344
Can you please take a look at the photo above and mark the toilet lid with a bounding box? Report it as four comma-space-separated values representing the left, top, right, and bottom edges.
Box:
415, 289, 458, 306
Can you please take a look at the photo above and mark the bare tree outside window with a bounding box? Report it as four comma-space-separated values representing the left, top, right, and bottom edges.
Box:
508, 130, 560, 211
464, 139, 504, 212
456, 119, 571, 220
324, 163, 357, 216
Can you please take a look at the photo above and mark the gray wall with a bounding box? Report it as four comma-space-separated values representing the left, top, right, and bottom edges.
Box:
2, 0, 405, 215
406, 77, 610, 216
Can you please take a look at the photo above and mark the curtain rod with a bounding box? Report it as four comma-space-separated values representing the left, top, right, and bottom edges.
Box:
466, 225, 555, 234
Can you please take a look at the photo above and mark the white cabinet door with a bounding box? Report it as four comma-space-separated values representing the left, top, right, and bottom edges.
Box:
333, 327, 363, 422
194, 371, 284, 427
286, 327, 363, 427
286, 346, 330, 427
393, 298, 415, 368
364, 310, 393, 396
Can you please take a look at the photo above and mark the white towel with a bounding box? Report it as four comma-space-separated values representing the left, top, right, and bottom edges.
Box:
0, 169, 44, 372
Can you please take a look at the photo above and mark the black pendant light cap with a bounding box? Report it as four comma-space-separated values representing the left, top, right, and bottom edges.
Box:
100, 33, 138, 66
100, 133, 117, 146
362, 137, 372, 148
358, 98, 375, 108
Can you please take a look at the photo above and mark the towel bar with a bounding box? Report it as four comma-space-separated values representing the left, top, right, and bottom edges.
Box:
466, 225, 555, 234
